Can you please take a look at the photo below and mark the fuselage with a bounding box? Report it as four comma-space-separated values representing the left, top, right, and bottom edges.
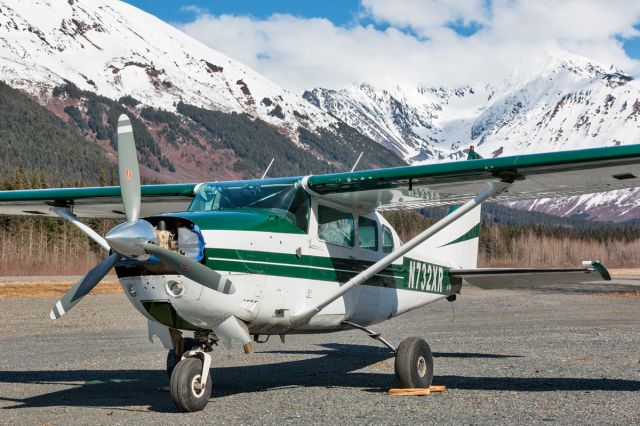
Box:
115, 178, 467, 335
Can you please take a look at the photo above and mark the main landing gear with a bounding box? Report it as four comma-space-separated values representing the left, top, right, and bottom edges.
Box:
168, 330, 217, 412
395, 337, 434, 388
342, 321, 434, 389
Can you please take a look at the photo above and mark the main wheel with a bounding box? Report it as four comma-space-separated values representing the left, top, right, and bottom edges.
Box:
166, 337, 196, 378
394, 337, 434, 388
170, 357, 212, 412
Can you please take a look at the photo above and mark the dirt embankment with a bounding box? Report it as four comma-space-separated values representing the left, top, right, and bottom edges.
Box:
0, 277, 121, 298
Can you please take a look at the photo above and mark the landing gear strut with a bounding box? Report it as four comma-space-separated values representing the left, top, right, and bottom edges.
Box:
166, 328, 198, 378
341, 321, 397, 352
394, 337, 434, 388
341, 322, 434, 388
170, 330, 218, 412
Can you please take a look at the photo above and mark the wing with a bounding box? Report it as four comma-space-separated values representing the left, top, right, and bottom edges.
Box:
0, 184, 196, 218
449, 261, 611, 290
303, 144, 640, 211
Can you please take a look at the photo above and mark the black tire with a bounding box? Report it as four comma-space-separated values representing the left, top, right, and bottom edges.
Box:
166, 337, 196, 378
394, 337, 434, 388
170, 357, 212, 412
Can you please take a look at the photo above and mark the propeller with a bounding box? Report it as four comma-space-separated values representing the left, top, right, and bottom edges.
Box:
50, 114, 234, 320
116, 114, 141, 223
144, 243, 235, 294
50, 253, 121, 319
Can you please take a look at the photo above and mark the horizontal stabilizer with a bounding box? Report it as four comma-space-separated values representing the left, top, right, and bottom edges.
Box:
450, 261, 610, 290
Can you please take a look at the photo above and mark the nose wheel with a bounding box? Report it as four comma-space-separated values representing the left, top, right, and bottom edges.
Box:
170, 353, 212, 412
394, 337, 434, 388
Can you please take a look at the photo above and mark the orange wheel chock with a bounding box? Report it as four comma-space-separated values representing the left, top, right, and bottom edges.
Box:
387, 385, 446, 396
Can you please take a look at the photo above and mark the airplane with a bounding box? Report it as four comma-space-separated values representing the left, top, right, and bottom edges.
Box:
0, 114, 637, 411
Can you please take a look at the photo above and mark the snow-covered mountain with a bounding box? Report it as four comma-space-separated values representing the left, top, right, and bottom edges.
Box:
304, 54, 640, 221
304, 54, 639, 163
0, 0, 340, 140
0, 0, 405, 184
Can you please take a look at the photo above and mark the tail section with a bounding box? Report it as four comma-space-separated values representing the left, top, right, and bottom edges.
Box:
410, 146, 483, 268
413, 204, 481, 268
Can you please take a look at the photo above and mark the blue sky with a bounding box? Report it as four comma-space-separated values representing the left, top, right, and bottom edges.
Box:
626, 24, 640, 59
123, 1, 640, 91
126, 1, 363, 26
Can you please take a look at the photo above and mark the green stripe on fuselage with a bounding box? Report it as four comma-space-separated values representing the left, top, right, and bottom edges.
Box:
204, 247, 452, 295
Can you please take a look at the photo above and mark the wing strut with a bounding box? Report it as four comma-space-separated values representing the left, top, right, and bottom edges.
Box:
288, 180, 512, 327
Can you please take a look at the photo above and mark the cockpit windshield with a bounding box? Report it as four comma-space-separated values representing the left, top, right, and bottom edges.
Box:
188, 178, 310, 232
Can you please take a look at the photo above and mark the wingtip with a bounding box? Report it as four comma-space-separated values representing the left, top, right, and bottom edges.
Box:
118, 114, 130, 123
49, 310, 58, 320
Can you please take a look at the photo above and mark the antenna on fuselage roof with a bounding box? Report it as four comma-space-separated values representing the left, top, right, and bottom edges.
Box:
261, 158, 275, 179
350, 151, 364, 172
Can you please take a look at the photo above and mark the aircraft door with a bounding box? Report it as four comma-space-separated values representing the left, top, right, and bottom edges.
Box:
234, 242, 265, 323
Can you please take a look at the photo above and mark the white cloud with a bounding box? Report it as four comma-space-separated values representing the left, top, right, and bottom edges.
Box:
179, 4, 209, 16
362, 0, 489, 35
177, 0, 640, 93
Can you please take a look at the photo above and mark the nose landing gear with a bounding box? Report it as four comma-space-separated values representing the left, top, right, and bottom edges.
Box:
169, 330, 218, 412
170, 354, 212, 412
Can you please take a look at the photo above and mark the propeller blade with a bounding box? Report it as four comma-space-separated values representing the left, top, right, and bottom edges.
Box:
49, 253, 122, 320
143, 243, 235, 295
52, 207, 110, 252
117, 114, 141, 223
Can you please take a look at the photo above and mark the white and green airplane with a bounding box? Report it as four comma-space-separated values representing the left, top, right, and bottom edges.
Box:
0, 114, 635, 411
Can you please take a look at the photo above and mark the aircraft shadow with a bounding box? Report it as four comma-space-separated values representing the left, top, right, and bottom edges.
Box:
0, 343, 637, 412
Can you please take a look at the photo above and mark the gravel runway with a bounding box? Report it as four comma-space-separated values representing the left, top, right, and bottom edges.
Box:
0, 279, 638, 425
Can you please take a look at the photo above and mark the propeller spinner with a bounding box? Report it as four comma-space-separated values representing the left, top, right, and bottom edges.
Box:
50, 114, 234, 320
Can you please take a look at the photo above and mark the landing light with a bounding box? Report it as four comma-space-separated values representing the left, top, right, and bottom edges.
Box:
167, 280, 184, 297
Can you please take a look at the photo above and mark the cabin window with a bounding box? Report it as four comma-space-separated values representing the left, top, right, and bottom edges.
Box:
382, 225, 394, 253
358, 216, 378, 251
318, 205, 354, 247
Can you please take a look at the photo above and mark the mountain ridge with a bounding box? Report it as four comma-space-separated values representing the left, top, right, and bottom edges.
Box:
0, 0, 405, 184
304, 53, 640, 221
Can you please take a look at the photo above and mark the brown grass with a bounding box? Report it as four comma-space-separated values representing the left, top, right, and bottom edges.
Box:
0, 279, 122, 298
608, 268, 640, 276
606, 289, 640, 298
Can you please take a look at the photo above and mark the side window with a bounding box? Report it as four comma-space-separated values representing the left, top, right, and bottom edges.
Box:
358, 216, 378, 251
318, 205, 354, 247
382, 225, 394, 253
